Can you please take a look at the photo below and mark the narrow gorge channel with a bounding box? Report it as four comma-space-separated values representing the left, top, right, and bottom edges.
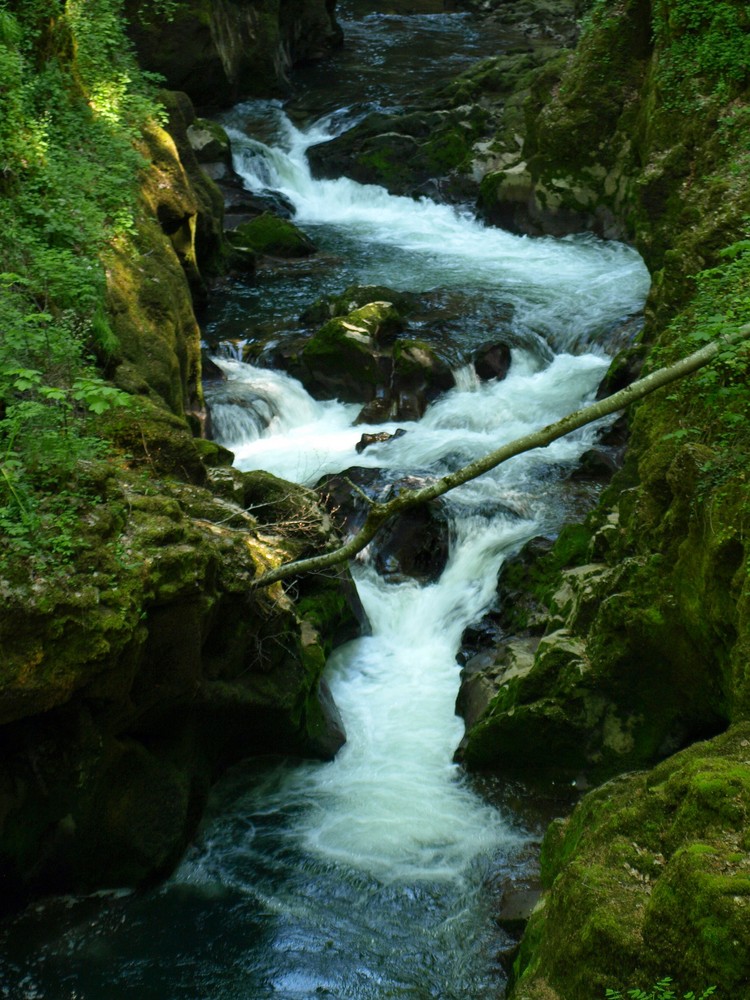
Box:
0, 4, 650, 998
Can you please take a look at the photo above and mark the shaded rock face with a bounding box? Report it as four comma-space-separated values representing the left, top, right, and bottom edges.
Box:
282, 298, 456, 421
511, 724, 750, 998
318, 467, 451, 584
0, 469, 358, 910
125, 0, 343, 108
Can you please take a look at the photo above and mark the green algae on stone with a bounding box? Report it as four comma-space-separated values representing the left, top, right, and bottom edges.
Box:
227, 213, 316, 258
509, 724, 750, 999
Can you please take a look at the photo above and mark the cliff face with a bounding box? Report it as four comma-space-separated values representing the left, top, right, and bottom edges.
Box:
124, 0, 342, 108
0, 0, 356, 910
463, 0, 750, 786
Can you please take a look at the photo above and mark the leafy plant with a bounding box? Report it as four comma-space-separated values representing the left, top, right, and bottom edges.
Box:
0, 0, 166, 571
605, 977, 717, 1000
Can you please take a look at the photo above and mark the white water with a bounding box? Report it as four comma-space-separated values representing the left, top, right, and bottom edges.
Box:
202, 104, 650, 895
226, 105, 648, 351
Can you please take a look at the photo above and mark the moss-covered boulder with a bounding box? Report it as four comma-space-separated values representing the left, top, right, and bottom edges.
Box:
0, 465, 358, 907
294, 301, 405, 402
509, 724, 750, 998
227, 212, 317, 258
283, 300, 456, 420
187, 116, 232, 163
307, 106, 488, 199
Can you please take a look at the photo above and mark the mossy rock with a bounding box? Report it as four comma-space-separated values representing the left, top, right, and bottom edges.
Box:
307, 106, 489, 198
510, 723, 750, 998
187, 117, 231, 163
101, 397, 207, 484
295, 302, 405, 403
227, 212, 316, 258
300, 284, 419, 326
192, 437, 235, 468
0, 460, 357, 904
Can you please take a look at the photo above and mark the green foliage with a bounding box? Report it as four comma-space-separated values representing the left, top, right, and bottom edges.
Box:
646, 235, 750, 501
605, 977, 717, 999
133, 0, 181, 23
0, 0, 164, 571
653, 0, 750, 107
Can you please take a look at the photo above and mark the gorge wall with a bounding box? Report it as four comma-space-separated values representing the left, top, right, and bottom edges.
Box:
0, 0, 354, 910
456, 1, 750, 994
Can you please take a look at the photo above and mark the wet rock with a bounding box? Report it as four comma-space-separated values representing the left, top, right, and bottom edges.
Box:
287, 295, 458, 421
373, 504, 450, 583
307, 105, 490, 201
291, 301, 405, 404
495, 883, 543, 937
456, 636, 541, 735
187, 118, 231, 165
300, 284, 420, 327
596, 341, 646, 399
355, 428, 407, 454
317, 468, 450, 584
226, 212, 316, 258
568, 447, 619, 481
0, 467, 359, 902
474, 340, 512, 381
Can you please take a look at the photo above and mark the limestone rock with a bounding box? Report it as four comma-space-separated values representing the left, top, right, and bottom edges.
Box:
0, 468, 358, 905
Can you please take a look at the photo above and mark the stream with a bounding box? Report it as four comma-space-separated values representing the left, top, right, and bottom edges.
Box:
0, 3, 650, 998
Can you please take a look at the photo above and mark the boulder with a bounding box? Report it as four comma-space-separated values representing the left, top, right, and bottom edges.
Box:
373, 504, 450, 583
293, 301, 405, 403
307, 106, 488, 200
226, 212, 317, 258
474, 340, 512, 381
286, 302, 456, 420
187, 117, 232, 164
317, 468, 451, 584
355, 428, 407, 454
511, 724, 750, 998
0, 466, 359, 905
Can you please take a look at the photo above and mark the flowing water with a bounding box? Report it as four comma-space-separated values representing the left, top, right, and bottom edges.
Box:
0, 4, 650, 998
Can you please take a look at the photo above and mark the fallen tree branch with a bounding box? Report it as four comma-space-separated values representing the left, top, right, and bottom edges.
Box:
251, 325, 750, 589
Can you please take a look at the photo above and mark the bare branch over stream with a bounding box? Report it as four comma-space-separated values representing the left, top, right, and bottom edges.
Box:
252, 325, 750, 589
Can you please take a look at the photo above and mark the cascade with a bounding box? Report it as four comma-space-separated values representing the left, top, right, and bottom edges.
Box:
0, 4, 650, 997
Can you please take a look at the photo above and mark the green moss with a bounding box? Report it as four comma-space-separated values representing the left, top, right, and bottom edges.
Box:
227, 213, 316, 258
511, 724, 750, 998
